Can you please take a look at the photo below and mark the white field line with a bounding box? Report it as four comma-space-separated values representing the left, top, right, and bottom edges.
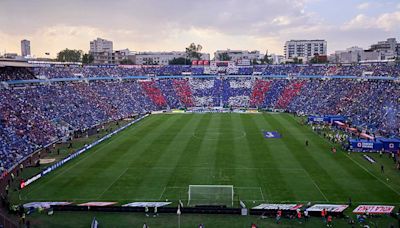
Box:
259, 187, 266, 202
97, 167, 129, 199
301, 168, 329, 202
127, 167, 305, 171
344, 153, 400, 197
297, 114, 400, 198
26, 138, 117, 197
159, 187, 167, 200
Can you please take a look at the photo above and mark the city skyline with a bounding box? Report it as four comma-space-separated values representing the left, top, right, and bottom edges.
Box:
1, 0, 400, 58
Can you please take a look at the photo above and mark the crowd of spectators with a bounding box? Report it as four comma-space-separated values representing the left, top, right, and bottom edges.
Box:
1, 66, 399, 175
0, 67, 36, 81
2, 63, 400, 81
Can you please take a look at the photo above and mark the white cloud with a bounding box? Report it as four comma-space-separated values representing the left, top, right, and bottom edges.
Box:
272, 16, 292, 26
342, 12, 400, 31
357, 2, 371, 10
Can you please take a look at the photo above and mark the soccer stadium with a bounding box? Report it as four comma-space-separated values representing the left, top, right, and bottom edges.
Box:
1, 1, 400, 227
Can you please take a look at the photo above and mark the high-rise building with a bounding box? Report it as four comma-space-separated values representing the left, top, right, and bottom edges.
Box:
284, 40, 327, 62
89, 38, 113, 64
90, 38, 113, 53
21, 39, 31, 57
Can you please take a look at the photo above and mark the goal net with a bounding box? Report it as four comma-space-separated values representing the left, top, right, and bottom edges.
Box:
188, 185, 234, 207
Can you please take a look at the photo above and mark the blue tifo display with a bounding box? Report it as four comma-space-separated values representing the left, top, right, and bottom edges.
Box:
263, 131, 282, 139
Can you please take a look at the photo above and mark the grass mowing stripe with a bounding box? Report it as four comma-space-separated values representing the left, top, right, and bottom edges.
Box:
190, 114, 221, 185
131, 114, 201, 199
102, 114, 187, 200
283, 115, 396, 202
344, 153, 400, 197
188, 114, 214, 185
162, 114, 207, 200
230, 114, 264, 203
22, 116, 159, 199
243, 114, 297, 202
287, 114, 400, 202
97, 167, 129, 199
263, 114, 335, 202
19, 113, 400, 210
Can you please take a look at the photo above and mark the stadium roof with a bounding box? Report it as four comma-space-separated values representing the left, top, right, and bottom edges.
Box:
0, 59, 33, 68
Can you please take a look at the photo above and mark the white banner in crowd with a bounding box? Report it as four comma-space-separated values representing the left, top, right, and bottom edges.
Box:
252, 204, 303, 210
306, 204, 349, 213
353, 205, 395, 214
23, 202, 71, 209
122, 202, 172, 207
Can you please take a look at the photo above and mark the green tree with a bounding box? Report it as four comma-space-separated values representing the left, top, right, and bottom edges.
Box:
82, 53, 94, 64
289, 57, 303, 64
185, 43, 203, 60
169, 57, 191, 65
218, 53, 232, 61
57, 49, 83, 62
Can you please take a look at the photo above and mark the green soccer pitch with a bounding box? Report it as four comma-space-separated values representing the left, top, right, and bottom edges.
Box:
18, 113, 400, 206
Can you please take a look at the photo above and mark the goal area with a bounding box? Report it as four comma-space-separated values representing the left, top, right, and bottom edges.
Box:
188, 185, 234, 207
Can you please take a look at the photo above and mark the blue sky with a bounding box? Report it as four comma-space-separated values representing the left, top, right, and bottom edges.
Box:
0, 0, 399, 57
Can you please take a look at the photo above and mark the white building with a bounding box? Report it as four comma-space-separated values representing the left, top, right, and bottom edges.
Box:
21, 39, 31, 57
90, 38, 113, 53
214, 50, 262, 62
131, 51, 210, 65
330, 46, 384, 64
284, 40, 327, 62
369, 38, 400, 60
89, 38, 114, 64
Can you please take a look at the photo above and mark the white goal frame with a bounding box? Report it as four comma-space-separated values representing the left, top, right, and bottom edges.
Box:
188, 185, 234, 207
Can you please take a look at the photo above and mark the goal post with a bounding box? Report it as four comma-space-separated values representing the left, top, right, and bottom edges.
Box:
188, 185, 234, 207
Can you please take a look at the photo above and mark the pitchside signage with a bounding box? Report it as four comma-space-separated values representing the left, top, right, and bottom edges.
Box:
308, 115, 345, 123
23, 202, 71, 209
253, 204, 303, 210
122, 202, 172, 207
349, 139, 383, 152
79, 202, 117, 207
263, 131, 282, 139
306, 204, 349, 213
22, 115, 149, 188
353, 205, 395, 214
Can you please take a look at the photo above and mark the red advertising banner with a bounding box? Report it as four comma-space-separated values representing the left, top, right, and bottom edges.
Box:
353, 205, 394, 214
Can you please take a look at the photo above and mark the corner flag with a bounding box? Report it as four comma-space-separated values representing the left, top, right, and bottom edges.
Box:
177, 204, 181, 215
91, 217, 99, 228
